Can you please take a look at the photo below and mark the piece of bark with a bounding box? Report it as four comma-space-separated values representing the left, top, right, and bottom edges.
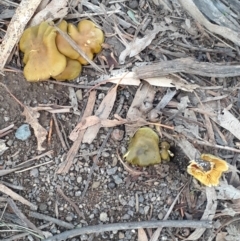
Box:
56, 91, 96, 174
0, 0, 42, 72
135, 57, 240, 79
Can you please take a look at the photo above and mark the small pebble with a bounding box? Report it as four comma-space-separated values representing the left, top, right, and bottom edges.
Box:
129, 0, 138, 9
113, 175, 123, 185
76, 89, 83, 101
39, 203, 48, 211
92, 181, 100, 189
30, 168, 39, 178
77, 176, 82, 183
6, 140, 13, 146
119, 232, 125, 239
15, 124, 31, 141
108, 182, 116, 189
111, 129, 124, 141
99, 212, 109, 222
107, 167, 118, 175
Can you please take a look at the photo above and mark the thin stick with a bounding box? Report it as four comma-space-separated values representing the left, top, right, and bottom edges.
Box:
56, 187, 85, 219
15, 160, 53, 173
52, 113, 67, 151
29, 211, 74, 229
42, 220, 212, 241
0, 184, 37, 210
48, 117, 53, 146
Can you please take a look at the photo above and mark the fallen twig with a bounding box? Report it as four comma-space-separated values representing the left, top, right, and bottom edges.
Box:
29, 211, 74, 229
42, 220, 212, 241
52, 113, 67, 151
0, 124, 14, 138
7, 198, 43, 237
0, 184, 37, 210
135, 57, 240, 79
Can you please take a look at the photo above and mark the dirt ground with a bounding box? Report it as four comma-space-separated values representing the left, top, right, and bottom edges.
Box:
1, 0, 240, 241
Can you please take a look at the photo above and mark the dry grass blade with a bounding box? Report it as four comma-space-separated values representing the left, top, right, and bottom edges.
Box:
7, 198, 43, 237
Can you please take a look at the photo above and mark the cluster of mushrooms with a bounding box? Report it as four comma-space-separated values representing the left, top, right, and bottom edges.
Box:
19, 20, 104, 81
124, 127, 228, 187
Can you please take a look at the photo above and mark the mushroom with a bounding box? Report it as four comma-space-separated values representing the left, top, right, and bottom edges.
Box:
19, 21, 67, 81
187, 154, 228, 187
53, 58, 82, 81
160, 141, 171, 161
124, 127, 161, 167
67, 20, 104, 65
55, 20, 79, 60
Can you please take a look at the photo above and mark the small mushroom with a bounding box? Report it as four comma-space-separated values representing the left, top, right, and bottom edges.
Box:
160, 141, 171, 161
68, 20, 104, 65
53, 58, 82, 81
19, 21, 67, 81
187, 154, 228, 187
124, 127, 161, 167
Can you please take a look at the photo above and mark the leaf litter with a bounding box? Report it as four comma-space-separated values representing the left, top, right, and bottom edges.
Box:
2, 0, 240, 240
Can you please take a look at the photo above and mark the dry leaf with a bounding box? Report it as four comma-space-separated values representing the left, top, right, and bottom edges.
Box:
216, 232, 227, 241
126, 81, 155, 136
185, 187, 217, 240
138, 228, 148, 241
104, 71, 199, 92
22, 106, 48, 151
29, 0, 68, 26
69, 116, 128, 141
0, 139, 8, 156
216, 182, 240, 200
82, 85, 118, 144
119, 23, 168, 64
211, 108, 240, 141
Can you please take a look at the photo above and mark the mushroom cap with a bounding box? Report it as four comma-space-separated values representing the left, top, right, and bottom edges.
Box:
19, 21, 67, 81
124, 127, 161, 167
53, 58, 82, 81
68, 20, 104, 65
55, 20, 79, 60
187, 154, 228, 187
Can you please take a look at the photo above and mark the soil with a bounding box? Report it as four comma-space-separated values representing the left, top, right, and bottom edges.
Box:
0, 71, 190, 241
